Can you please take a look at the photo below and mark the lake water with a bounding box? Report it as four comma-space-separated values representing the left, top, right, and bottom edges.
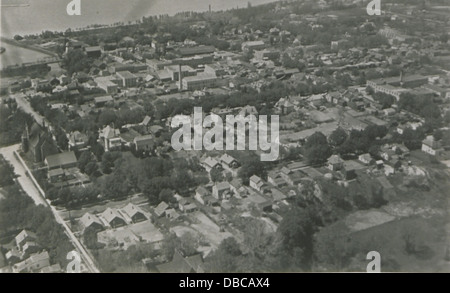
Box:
0, 41, 52, 69
1, 0, 277, 37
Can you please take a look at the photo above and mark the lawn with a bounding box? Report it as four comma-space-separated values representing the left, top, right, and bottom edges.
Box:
350, 215, 449, 272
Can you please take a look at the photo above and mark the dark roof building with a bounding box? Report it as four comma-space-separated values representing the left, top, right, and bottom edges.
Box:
156, 251, 204, 273
179, 46, 215, 57
45, 151, 78, 171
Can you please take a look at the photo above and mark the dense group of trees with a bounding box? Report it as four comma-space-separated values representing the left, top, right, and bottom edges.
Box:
398, 93, 443, 130
303, 132, 332, 165
0, 105, 33, 147
62, 49, 94, 76
335, 125, 388, 156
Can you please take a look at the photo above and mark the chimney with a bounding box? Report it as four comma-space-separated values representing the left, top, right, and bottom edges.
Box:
209, 4, 211, 13
179, 64, 183, 90
400, 70, 404, 86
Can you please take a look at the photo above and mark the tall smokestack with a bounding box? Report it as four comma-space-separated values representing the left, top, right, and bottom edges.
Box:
179, 64, 182, 90
209, 5, 211, 13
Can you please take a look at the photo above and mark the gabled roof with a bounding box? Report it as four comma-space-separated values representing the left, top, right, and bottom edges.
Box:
359, 153, 372, 161
141, 116, 151, 126
101, 125, 120, 139
155, 201, 169, 217
80, 212, 103, 229
100, 208, 125, 224
328, 155, 344, 165
202, 157, 220, 169
22, 241, 40, 251
250, 175, 263, 184
121, 203, 146, 219
165, 209, 180, 220
156, 251, 191, 273
45, 152, 77, 169
68, 131, 88, 144
184, 254, 204, 272
215, 182, 230, 191
6, 248, 21, 260
220, 154, 237, 165
15, 230, 36, 245
29, 251, 50, 263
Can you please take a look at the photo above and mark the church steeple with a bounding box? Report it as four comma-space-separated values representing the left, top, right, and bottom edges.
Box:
22, 123, 29, 153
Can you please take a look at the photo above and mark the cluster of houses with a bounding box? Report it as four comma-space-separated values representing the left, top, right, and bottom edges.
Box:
97, 115, 160, 154
1, 230, 61, 273
45, 151, 90, 188
79, 203, 149, 232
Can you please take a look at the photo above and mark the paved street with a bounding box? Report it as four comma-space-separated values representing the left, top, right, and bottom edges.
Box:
1, 144, 47, 206
11, 92, 46, 127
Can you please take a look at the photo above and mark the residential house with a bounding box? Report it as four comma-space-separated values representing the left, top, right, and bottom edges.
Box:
100, 208, 127, 228
154, 201, 169, 217
5, 249, 21, 265
22, 242, 40, 258
201, 156, 222, 173
280, 167, 303, 186
268, 171, 288, 188
421, 136, 443, 156
358, 153, 375, 165
249, 175, 265, 192
274, 97, 295, 114
212, 182, 232, 200
15, 230, 37, 251
384, 164, 395, 176
376, 160, 384, 169
327, 155, 344, 171
326, 91, 341, 104
165, 209, 180, 220
121, 203, 148, 223
195, 186, 210, 205
68, 131, 89, 151
219, 154, 239, 169
99, 125, 122, 152
179, 199, 198, 213
342, 160, 365, 180
79, 212, 104, 232
13, 251, 51, 273
134, 134, 154, 152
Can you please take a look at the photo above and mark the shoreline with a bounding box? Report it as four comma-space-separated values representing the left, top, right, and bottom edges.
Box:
0, 37, 58, 57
